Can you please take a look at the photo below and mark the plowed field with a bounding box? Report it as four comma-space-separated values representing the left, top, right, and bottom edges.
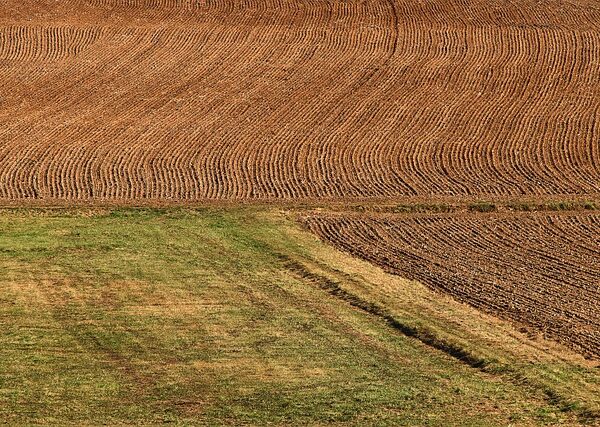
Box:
301, 211, 600, 358
2, 0, 600, 200
2, 0, 599, 364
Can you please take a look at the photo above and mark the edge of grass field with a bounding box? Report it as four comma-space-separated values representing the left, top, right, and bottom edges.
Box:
1, 206, 598, 424
260, 208, 600, 423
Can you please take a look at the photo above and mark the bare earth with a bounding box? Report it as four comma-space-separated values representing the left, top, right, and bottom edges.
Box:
1, 0, 600, 200
301, 210, 600, 358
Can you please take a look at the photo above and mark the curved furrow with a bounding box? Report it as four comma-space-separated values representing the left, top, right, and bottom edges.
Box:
1, 0, 600, 200
301, 212, 600, 358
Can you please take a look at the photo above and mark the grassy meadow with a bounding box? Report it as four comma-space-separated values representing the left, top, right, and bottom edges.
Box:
0, 208, 597, 425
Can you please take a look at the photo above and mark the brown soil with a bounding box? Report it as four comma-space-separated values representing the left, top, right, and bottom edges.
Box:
1, 0, 600, 201
300, 211, 600, 359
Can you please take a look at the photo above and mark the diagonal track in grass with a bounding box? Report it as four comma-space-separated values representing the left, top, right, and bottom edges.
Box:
278, 253, 600, 424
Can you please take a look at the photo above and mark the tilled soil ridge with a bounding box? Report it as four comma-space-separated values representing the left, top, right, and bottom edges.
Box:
1, 0, 600, 201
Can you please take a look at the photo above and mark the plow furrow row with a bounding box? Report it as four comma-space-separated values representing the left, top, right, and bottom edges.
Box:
1, 0, 600, 201
300, 212, 600, 358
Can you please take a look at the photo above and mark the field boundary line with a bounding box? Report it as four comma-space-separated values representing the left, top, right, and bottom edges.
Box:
278, 253, 600, 423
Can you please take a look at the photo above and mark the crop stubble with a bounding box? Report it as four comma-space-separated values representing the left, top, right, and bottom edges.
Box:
1, 0, 600, 200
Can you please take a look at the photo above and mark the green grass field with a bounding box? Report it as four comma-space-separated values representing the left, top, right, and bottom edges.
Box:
0, 208, 598, 425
